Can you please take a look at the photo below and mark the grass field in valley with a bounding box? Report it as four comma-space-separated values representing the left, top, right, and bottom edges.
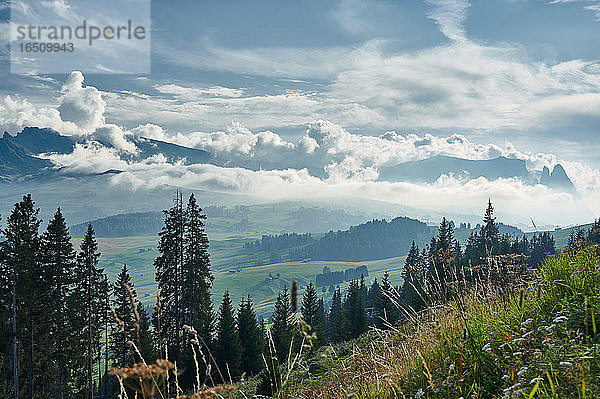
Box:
82, 234, 406, 320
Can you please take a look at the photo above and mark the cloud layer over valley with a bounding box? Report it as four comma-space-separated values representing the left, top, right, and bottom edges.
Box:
1, 71, 598, 226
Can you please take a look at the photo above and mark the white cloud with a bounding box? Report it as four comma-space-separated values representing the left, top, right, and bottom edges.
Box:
155, 84, 245, 100
425, 0, 470, 42
92, 124, 138, 154
0, 95, 80, 135
58, 71, 106, 133
44, 140, 596, 225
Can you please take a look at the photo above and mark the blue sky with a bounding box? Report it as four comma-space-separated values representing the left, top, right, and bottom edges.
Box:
0, 0, 599, 224
2, 0, 599, 161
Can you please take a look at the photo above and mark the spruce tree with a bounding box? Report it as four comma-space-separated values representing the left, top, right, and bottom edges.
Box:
237, 296, 263, 376
366, 278, 380, 308
71, 224, 106, 399
154, 191, 185, 361
214, 291, 242, 382
137, 303, 157, 364
375, 272, 399, 328
3, 195, 42, 398
328, 288, 345, 343
110, 264, 137, 368
300, 282, 325, 347
481, 199, 500, 256
401, 243, 425, 312
271, 288, 294, 362
182, 193, 214, 352
40, 208, 76, 399
343, 280, 367, 339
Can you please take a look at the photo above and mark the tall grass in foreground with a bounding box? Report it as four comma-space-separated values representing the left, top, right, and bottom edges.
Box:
281, 247, 600, 398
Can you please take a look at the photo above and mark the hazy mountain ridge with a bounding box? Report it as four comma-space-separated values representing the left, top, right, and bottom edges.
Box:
0, 128, 578, 195
378, 155, 576, 193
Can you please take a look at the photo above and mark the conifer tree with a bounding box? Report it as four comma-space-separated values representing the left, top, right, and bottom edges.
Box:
375, 272, 399, 328
137, 303, 157, 364
401, 242, 425, 312
300, 282, 325, 347
71, 224, 106, 399
110, 264, 137, 368
481, 199, 500, 255
214, 291, 242, 381
328, 288, 345, 343
343, 280, 367, 339
155, 191, 185, 361
3, 195, 42, 398
40, 208, 75, 399
366, 278, 380, 308
271, 288, 294, 362
182, 193, 214, 350
237, 295, 263, 376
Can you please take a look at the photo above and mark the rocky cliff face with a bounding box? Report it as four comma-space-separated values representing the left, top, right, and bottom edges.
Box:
540, 164, 577, 193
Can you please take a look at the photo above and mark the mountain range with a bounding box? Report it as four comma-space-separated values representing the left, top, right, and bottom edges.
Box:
0, 127, 578, 193
378, 155, 576, 193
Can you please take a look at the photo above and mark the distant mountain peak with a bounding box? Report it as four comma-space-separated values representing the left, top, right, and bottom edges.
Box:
540, 163, 577, 193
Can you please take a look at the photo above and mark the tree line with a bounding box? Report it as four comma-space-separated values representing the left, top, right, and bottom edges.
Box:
1, 192, 598, 398
290, 216, 429, 261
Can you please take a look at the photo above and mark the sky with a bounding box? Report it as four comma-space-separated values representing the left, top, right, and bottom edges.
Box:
0, 0, 599, 226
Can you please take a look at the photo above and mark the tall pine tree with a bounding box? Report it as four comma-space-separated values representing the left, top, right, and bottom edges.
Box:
39, 208, 75, 399
155, 191, 185, 361
237, 296, 263, 376
71, 224, 106, 399
300, 282, 325, 347
214, 291, 242, 382
3, 195, 42, 398
343, 280, 368, 339
271, 288, 294, 362
110, 264, 137, 369
182, 194, 214, 352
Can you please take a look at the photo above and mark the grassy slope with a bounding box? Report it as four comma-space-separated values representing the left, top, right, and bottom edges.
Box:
275, 247, 600, 398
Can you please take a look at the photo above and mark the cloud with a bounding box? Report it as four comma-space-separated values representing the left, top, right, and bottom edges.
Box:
44, 140, 595, 225
425, 0, 470, 42
92, 124, 138, 154
0, 95, 80, 135
58, 71, 106, 133
549, 0, 600, 20
155, 84, 245, 100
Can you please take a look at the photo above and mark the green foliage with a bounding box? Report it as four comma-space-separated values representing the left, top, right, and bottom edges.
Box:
283, 246, 600, 398
214, 291, 242, 382
110, 263, 136, 368
300, 282, 325, 347
271, 288, 295, 362
238, 295, 263, 376
343, 280, 368, 340
290, 216, 430, 262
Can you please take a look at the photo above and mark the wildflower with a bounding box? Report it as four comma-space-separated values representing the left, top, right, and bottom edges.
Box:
559, 361, 572, 366
553, 316, 567, 324
522, 330, 534, 338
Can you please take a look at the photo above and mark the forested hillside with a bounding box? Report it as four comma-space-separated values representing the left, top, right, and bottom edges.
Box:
289, 216, 431, 261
